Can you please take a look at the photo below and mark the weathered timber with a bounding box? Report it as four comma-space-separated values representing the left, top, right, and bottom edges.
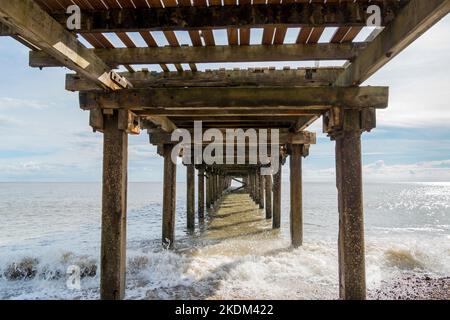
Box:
31, 43, 365, 68
48, 2, 402, 33
79, 87, 389, 111
149, 129, 316, 146
273, 164, 282, 229
327, 108, 376, 300
336, 0, 450, 85
162, 145, 177, 249
0, 0, 130, 90
290, 144, 304, 248
265, 175, 273, 220
259, 175, 265, 209
187, 164, 195, 230
66, 68, 344, 91
198, 168, 205, 219
335, 125, 366, 299
206, 173, 211, 209
100, 111, 128, 300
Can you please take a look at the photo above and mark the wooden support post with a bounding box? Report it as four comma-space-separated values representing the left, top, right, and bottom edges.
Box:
265, 175, 273, 220
100, 111, 128, 300
162, 145, 177, 249
290, 145, 303, 248
335, 132, 365, 299
255, 174, 260, 205
249, 173, 254, 200
206, 172, 211, 209
273, 164, 282, 229
259, 174, 265, 209
186, 164, 195, 230
325, 107, 375, 300
212, 174, 217, 204
198, 168, 205, 219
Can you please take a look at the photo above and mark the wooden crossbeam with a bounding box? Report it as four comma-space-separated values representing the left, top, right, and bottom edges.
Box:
79, 86, 389, 111
30, 43, 365, 68
0, 0, 130, 91
148, 129, 316, 146
47, 2, 404, 33
335, 0, 450, 85
66, 68, 344, 91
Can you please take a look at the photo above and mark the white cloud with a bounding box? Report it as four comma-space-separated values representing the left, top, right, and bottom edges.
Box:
0, 97, 49, 110
304, 159, 450, 182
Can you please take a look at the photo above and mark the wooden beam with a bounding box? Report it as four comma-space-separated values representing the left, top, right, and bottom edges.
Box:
66, 68, 344, 91
31, 43, 365, 68
80, 86, 389, 111
0, 0, 130, 90
335, 0, 450, 85
145, 116, 177, 133
148, 129, 316, 146
137, 109, 321, 117
47, 2, 403, 33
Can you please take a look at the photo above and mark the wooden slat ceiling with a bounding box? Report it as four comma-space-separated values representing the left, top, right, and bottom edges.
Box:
31, 0, 396, 73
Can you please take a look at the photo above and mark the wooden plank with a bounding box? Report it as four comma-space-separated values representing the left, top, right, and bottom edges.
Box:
66, 68, 345, 91
48, 2, 401, 32
0, 0, 130, 90
336, 0, 450, 85
79, 86, 389, 111
32, 43, 366, 67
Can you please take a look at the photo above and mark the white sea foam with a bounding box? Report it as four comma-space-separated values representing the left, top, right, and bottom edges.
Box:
0, 182, 449, 300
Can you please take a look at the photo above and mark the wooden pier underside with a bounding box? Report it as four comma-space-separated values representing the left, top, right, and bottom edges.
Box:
1, 0, 449, 301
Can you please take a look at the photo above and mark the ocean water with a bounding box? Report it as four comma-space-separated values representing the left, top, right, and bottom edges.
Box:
0, 181, 449, 300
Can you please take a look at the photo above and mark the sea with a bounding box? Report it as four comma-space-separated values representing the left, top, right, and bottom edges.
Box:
0, 181, 449, 300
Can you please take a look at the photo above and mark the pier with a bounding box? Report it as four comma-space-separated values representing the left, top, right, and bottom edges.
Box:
1, 0, 449, 300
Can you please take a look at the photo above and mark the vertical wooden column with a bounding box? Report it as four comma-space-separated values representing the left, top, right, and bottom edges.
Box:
100, 111, 128, 300
325, 107, 375, 300
259, 173, 265, 209
335, 132, 365, 299
205, 172, 210, 209
273, 164, 282, 229
255, 173, 260, 205
290, 144, 303, 248
186, 164, 195, 230
249, 173, 254, 200
265, 174, 272, 219
212, 173, 217, 204
162, 144, 177, 249
198, 167, 205, 219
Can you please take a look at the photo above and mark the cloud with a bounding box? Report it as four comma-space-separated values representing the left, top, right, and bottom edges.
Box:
304, 159, 450, 182
0, 97, 49, 110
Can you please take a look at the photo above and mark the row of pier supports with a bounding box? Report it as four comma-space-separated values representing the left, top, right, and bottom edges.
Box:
97, 107, 375, 300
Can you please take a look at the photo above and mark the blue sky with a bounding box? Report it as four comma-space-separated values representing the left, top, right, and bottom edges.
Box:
0, 16, 450, 182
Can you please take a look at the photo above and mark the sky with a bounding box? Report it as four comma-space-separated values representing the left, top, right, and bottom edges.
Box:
0, 16, 450, 183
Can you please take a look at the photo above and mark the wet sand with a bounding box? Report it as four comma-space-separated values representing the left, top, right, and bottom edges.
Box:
369, 274, 450, 300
